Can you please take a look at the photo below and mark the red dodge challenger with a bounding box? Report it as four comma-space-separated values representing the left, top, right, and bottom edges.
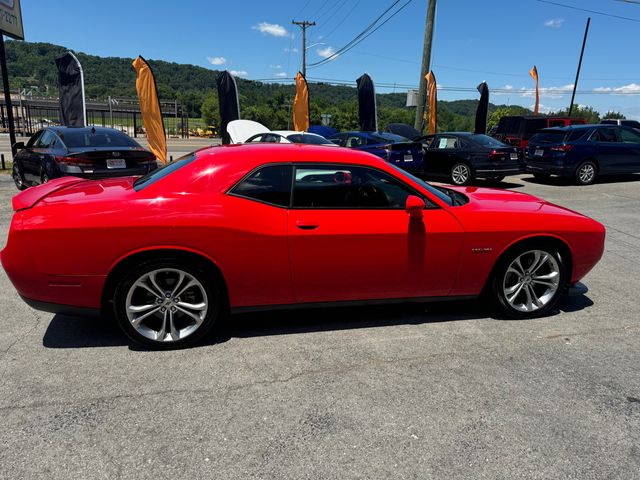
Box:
1, 144, 605, 348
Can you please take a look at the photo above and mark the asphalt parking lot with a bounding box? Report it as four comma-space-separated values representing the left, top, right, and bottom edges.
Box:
0, 170, 638, 479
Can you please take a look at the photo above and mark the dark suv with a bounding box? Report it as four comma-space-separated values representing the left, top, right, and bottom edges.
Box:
525, 124, 640, 185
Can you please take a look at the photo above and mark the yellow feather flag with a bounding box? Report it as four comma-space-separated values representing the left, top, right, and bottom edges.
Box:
426, 70, 437, 134
529, 65, 540, 115
132, 56, 167, 163
293, 71, 310, 132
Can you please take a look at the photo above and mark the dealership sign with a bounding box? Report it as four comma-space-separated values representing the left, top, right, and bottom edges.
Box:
0, 0, 23, 40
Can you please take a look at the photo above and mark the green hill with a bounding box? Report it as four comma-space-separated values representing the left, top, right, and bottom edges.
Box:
5, 40, 532, 132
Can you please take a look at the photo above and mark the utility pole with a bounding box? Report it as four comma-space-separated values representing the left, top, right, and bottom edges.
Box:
414, 0, 437, 131
568, 17, 590, 117
292, 20, 315, 77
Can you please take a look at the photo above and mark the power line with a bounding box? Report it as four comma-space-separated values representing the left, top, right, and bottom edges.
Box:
317, 0, 363, 41
308, 0, 414, 68
311, 0, 350, 40
537, 0, 640, 22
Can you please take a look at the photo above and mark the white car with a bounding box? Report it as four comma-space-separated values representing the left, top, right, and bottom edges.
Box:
226, 119, 337, 146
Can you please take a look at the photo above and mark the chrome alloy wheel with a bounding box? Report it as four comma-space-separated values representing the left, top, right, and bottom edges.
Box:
502, 250, 561, 313
577, 163, 595, 184
125, 268, 208, 342
451, 164, 471, 185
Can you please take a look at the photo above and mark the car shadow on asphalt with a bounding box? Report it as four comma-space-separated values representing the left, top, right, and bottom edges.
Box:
523, 173, 640, 186
41, 293, 594, 350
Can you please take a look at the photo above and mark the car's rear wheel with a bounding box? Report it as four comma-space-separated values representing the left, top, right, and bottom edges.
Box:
575, 161, 597, 185
12, 163, 26, 190
113, 260, 222, 349
491, 245, 566, 319
451, 163, 472, 185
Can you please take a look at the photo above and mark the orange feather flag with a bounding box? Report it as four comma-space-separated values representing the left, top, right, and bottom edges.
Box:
426, 70, 437, 134
529, 65, 540, 115
293, 71, 310, 132
132, 56, 167, 163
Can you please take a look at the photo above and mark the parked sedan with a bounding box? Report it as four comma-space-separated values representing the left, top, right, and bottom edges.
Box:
2, 144, 605, 349
419, 132, 523, 185
525, 124, 640, 185
12, 126, 157, 190
329, 131, 423, 174
246, 131, 337, 146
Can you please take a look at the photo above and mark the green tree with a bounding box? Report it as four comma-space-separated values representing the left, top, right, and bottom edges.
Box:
603, 110, 625, 120
201, 93, 220, 127
553, 105, 600, 123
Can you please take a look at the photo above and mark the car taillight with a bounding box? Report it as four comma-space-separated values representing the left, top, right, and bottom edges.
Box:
136, 154, 157, 164
488, 149, 503, 159
550, 144, 572, 152
55, 156, 93, 166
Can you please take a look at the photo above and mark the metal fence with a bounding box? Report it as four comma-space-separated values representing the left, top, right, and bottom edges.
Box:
0, 95, 190, 138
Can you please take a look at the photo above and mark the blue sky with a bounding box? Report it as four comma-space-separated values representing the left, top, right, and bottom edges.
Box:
20, 0, 640, 118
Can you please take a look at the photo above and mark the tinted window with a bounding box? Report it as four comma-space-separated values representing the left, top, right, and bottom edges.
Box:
369, 132, 408, 144
591, 128, 619, 143
529, 131, 567, 144
286, 134, 333, 145
61, 129, 139, 148
330, 134, 346, 147
26, 130, 43, 148
293, 165, 421, 209
621, 120, 640, 129
346, 135, 366, 147
469, 134, 506, 148
620, 128, 640, 143
134, 153, 197, 191
35, 130, 55, 148
434, 136, 460, 149
601, 120, 617, 125
231, 165, 293, 207
567, 129, 587, 142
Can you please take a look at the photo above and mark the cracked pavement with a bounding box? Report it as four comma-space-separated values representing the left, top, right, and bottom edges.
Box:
0, 172, 638, 479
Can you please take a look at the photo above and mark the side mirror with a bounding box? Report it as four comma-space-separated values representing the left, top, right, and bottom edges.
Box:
405, 195, 425, 220
13, 141, 25, 150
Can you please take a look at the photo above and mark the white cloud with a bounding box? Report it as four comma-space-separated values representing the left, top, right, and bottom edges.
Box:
252, 22, 288, 37
274, 72, 287, 78
229, 70, 248, 77
520, 84, 574, 99
206, 56, 226, 66
504, 84, 514, 90
594, 83, 640, 94
533, 103, 554, 114
544, 18, 564, 28
284, 47, 298, 53
269, 64, 282, 69
317, 46, 336, 59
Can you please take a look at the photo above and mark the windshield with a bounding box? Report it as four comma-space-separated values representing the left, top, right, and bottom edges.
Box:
134, 153, 197, 191
529, 131, 567, 145
386, 163, 453, 206
61, 129, 139, 148
287, 133, 334, 145
469, 134, 507, 148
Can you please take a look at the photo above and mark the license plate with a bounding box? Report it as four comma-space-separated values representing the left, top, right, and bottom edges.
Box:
535, 149, 544, 157
404, 154, 413, 162
510, 152, 518, 160
106, 158, 126, 169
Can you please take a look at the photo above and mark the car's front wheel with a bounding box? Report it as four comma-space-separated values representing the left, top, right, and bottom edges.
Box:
491, 245, 566, 319
113, 259, 222, 349
450, 163, 472, 185
12, 163, 26, 190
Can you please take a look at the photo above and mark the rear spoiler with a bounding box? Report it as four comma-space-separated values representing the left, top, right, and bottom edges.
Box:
12, 177, 85, 212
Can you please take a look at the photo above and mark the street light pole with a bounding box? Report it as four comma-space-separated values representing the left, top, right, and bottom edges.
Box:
292, 20, 316, 77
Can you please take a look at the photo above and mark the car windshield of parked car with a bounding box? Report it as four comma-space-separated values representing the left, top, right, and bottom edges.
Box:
134, 153, 197, 191
369, 132, 409, 144
385, 163, 453, 206
469, 134, 507, 148
529, 131, 567, 145
61, 129, 139, 148
286, 134, 334, 145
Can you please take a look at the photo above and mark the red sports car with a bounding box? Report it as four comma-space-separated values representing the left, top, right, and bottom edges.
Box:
1, 144, 605, 348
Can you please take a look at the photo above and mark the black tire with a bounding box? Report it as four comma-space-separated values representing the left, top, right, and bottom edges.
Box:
490, 243, 567, 319
533, 172, 550, 181
113, 259, 224, 349
12, 163, 27, 191
450, 162, 473, 185
575, 160, 597, 186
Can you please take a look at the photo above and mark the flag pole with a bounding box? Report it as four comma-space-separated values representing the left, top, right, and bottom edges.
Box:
568, 17, 590, 117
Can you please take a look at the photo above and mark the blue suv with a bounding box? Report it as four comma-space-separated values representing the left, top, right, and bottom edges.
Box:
525, 124, 640, 185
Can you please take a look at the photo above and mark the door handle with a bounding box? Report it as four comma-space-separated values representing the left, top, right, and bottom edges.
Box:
296, 224, 319, 230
